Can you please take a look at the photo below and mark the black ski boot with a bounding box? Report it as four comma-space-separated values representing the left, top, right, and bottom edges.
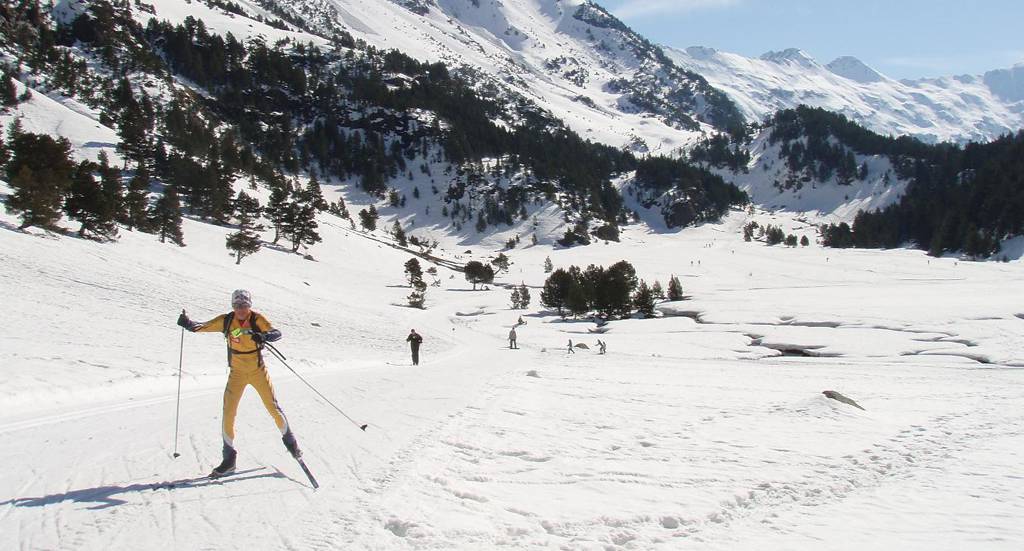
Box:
210, 444, 237, 478
282, 430, 302, 459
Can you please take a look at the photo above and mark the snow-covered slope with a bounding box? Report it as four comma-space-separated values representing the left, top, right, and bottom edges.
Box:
239, 0, 743, 153
667, 46, 1024, 144
101, 0, 1023, 153
3, 172, 1024, 548
714, 131, 907, 223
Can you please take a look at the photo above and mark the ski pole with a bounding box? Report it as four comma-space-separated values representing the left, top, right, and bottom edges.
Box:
172, 310, 185, 458
264, 342, 368, 432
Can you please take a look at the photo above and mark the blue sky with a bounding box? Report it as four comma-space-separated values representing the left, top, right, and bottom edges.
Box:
598, 0, 1024, 79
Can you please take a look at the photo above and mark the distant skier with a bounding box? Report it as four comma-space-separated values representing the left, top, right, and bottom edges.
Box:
407, 329, 423, 365
517, 316, 526, 326
567, 339, 575, 354
509, 327, 518, 349
177, 289, 301, 478
597, 340, 607, 355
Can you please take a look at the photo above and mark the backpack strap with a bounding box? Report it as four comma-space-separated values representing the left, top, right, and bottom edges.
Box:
223, 311, 265, 368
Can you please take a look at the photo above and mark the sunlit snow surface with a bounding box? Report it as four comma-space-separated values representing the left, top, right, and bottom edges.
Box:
2, 180, 1022, 549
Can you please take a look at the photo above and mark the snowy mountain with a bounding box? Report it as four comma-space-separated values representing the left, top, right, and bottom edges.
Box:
2, 0, 1022, 248
247, 0, 744, 153
666, 46, 1024, 144
222, 0, 1023, 147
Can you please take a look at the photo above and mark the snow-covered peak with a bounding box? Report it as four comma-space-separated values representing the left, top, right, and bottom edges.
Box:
759, 48, 820, 68
826, 56, 885, 84
983, 63, 1024, 103
667, 45, 1024, 143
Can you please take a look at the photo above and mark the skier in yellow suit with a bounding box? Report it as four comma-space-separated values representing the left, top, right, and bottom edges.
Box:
177, 289, 301, 477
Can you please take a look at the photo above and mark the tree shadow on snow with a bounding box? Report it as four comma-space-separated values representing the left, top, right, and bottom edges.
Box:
0, 468, 285, 511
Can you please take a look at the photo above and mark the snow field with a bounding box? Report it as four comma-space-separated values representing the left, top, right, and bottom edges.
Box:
3, 178, 1023, 549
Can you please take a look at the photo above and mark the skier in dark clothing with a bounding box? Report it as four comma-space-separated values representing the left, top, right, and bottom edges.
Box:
406, 329, 423, 365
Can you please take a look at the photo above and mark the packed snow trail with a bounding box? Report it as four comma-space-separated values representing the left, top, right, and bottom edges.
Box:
0, 341, 510, 549
2, 343, 1022, 549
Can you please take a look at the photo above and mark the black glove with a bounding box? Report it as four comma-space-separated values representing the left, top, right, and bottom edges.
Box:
251, 331, 266, 345
177, 312, 192, 329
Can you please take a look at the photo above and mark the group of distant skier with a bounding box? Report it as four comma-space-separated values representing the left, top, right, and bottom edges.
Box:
565, 338, 606, 354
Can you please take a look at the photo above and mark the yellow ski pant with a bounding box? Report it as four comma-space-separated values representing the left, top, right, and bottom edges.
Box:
222, 366, 288, 447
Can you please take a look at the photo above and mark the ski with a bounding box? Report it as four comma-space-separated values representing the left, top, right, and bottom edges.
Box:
151, 469, 243, 491
295, 458, 319, 489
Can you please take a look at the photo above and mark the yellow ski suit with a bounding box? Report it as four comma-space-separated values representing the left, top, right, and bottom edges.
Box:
195, 312, 288, 447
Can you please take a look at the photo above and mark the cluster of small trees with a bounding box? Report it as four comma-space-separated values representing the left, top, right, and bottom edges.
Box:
540, 261, 681, 319
743, 221, 809, 247
2, 120, 330, 262
2, 125, 184, 244
509, 283, 531, 309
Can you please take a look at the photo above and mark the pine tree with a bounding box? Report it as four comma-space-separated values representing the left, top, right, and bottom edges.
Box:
226, 227, 261, 264
0, 132, 8, 168
225, 191, 263, 264
117, 88, 155, 169
404, 258, 427, 309
1, 68, 19, 107
5, 131, 76, 229
518, 283, 531, 309
567, 281, 589, 318
800, 235, 810, 247
510, 286, 522, 309
491, 252, 510, 273
634, 280, 656, 318
541, 268, 574, 317
392, 219, 407, 246
358, 205, 379, 231
233, 190, 263, 224
543, 256, 553, 273
123, 168, 151, 231
651, 280, 665, 300
149, 185, 185, 246
304, 175, 328, 212
464, 261, 495, 290
426, 266, 440, 287
64, 161, 116, 239
265, 183, 290, 244
667, 275, 683, 301
204, 143, 235, 223
285, 199, 321, 253
97, 152, 124, 230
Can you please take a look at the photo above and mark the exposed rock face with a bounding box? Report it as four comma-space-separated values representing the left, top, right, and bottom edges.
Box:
823, 390, 866, 411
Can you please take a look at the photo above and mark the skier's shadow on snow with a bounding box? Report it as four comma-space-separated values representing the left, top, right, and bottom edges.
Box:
1, 468, 285, 511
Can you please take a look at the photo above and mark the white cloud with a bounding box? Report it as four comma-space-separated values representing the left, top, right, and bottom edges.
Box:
612, 0, 741, 19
